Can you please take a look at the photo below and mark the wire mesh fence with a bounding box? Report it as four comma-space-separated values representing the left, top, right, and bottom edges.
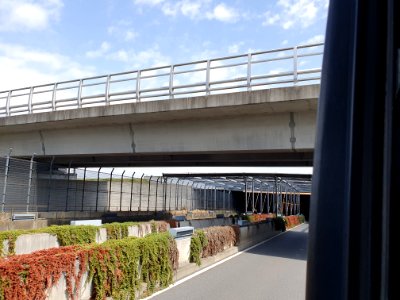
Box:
0, 157, 235, 213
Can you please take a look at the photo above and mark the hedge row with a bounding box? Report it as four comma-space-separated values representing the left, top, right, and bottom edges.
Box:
0, 221, 168, 257
190, 225, 240, 266
0, 232, 178, 300
274, 215, 305, 231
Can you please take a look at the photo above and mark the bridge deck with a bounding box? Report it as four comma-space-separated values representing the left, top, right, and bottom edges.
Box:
150, 223, 308, 300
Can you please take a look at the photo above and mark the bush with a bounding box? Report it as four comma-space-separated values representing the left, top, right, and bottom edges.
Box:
0, 221, 170, 257
0, 232, 178, 300
189, 230, 208, 266
190, 225, 239, 266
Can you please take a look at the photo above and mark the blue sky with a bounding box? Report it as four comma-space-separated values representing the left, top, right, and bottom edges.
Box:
0, 0, 328, 175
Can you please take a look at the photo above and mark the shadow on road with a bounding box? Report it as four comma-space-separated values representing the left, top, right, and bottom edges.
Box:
245, 226, 309, 261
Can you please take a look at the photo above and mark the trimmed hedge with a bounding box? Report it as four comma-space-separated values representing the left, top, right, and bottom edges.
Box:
0, 221, 169, 257
189, 225, 240, 266
274, 214, 305, 232
0, 232, 178, 300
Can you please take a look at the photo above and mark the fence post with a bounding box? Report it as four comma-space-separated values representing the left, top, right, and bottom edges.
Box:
120, 170, 125, 211
129, 172, 135, 212
81, 167, 87, 212
108, 168, 114, 211
293, 46, 298, 83
247, 53, 252, 91
46, 156, 55, 212
169, 65, 174, 98
65, 161, 72, 212
95, 167, 102, 212
139, 174, 144, 211
1, 148, 12, 212
155, 177, 160, 212
147, 175, 152, 211
6, 91, 11, 116
26, 153, 36, 212
206, 60, 211, 95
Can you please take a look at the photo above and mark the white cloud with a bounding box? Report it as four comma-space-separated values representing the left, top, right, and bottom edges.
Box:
304, 34, 325, 44
262, 11, 280, 26
134, 0, 165, 5
206, 3, 239, 22
262, 0, 328, 30
107, 20, 138, 42
281, 40, 289, 45
0, 0, 63, 32
0, 42, 95, 91
134, 0, 240, 23
85, 42, 111, 58
228, 42, 244, 54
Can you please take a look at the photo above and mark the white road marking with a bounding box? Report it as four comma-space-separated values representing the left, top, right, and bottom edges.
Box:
143, 224, 306, 299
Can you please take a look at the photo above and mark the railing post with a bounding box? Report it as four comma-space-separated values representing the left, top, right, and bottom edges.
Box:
293, 46, 298, 83
6, 91, 11, 116
46, 156, 55, 212
77, 79, 83, 108
95, 167, 102, 212
147, 175, 152, 211
105, 75, 111, 105
28, 87, 33, 114
169, 65, 174, 98
65, 161, 72, 212
81, 167, 87, 212
155, 177, 160, 211
1, 148, 12, 212
129, 172, 135, 211
108, 168, 114, 211
247, 53, 252, 91
136, 70, 141, 102
26, 153, 36, 212
206, 60, 211, 95
139, 174, 144, 211
120, 170, 125, 211
51, 83, 57, 111
251, 178, 255, 212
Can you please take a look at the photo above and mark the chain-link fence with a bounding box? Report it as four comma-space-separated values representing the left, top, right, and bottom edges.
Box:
0, 157, 234, 213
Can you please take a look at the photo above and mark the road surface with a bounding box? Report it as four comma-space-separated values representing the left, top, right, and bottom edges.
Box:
152, 223, 309, 300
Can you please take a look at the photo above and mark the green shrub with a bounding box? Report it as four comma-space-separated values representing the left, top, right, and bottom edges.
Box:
190, 230, 208, 266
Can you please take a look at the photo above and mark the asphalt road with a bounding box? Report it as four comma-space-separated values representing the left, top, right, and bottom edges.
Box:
151, 223, 309, 300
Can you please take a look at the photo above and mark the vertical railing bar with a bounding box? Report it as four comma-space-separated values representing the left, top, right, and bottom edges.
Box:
155, 177, 160, 212
139, 174, 144, 211
6, 91, 11, 116
147, 175, 152, 211
105, 75, 111, 105
247, 53, 252, 91
206, 60, 211, 95
293, 46, 298, 83
51, 83, 57, 111
81, 167, 87, 212
136, 70, 141, 102
26, 153, 36, 212
108, 168, 114, 212
77, 79, 83, 108
129, 172, 135, 212
65, 161, 72, 212
119, 170, 125, 211
28, 87, 33, 114
1, 148, 12, 212
95, 167, 102, 212
169, 65, 174, 98
46, 156, 55, 212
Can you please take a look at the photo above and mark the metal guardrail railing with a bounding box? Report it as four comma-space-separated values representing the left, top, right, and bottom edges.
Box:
0, 43, 323, 117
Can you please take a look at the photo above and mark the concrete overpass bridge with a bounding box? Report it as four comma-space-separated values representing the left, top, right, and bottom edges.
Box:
0, 43, 323, 167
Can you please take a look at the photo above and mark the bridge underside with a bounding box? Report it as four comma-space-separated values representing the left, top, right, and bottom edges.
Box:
32, 150, 313, 167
